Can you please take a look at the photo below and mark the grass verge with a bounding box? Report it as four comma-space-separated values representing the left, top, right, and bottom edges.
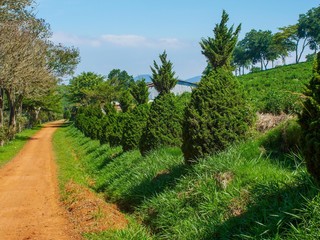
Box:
53, 122, 153, 239
54, 122, 320, 239
0, 126, 42, 167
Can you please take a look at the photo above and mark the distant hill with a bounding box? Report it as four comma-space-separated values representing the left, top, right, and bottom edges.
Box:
134, 74, 201, 83
185, 76, 201, 83
134, 74, 152, 82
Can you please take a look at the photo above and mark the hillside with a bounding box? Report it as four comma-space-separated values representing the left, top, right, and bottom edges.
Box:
238, 61, 313, 114
53, 61, 320, 239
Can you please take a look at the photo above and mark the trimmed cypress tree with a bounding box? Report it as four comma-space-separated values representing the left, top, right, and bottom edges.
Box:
139, 51, 181, 155
299, 52, 320, 182
139, 93, 183, 155
122, 104, 149, 152
182, 11, 253, 163
150, 51, 178, 94
130, 79, 149, 105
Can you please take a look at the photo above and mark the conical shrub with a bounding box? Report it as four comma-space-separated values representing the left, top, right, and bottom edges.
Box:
139, 93, 183, 156
182, 68, 253, 163
122, 104, 149, 152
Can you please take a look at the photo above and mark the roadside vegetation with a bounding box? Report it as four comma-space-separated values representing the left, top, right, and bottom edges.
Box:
54, 118, 320, 239
2, 1, 320, 239
52, 5, 320, 239
0, 126, 41, 167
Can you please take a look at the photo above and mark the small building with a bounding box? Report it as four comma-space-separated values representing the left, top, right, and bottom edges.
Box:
147, 80, 198, 100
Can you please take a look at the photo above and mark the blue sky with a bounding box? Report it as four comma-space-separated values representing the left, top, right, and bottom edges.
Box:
36, 0, 319, 80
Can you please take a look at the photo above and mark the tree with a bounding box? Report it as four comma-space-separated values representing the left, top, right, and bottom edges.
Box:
139, 93, 183, 155
0, 0, 80, 139
139, 51, 181, 155
46, 43, 80, 79
67, 72, 105, 105
200, 10, 241, 70
298, 6, 320, 54
232, 43, 251, 75
272, 29, 296, 65
0, 19, 54, 132
107, 69, 134, 90
122, 104, 149, 152
299, 52, 320, 182
130, 79, 149, 105
241, 29, 274, 70
150, 51, 178, 95
182, 11, 253, 163
118, 90, 133, 112
277, 24, 308, 63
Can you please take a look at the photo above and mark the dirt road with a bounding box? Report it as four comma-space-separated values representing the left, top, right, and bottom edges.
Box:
0, 121, 78, 240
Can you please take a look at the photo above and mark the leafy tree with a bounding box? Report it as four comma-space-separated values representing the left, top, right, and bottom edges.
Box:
67, 72, 105, 105
46, 43, 80, 79
107, 69, 134, 90
182, 11, 253, 163
298, 6, 320, 54
272, 30, 296, 65
241, 29, 275, 70
200, 10, 241, 70
277, 24, 308, 63
130, 79, 149, 105
299, 52, 320, 182
150, 51, 178, 95
232, 43, 251, 75
0, 0, 79, 138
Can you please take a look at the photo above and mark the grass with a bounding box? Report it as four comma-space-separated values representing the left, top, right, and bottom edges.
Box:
0, 126, 42, 167
53, 122, 153, 239
53, 121, 320, 239
238, 61, 312, 114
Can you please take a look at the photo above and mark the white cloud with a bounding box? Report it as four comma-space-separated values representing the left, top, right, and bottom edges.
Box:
101, 34, 147, 47
51, 32, 101, 47
51, 32, 186, 49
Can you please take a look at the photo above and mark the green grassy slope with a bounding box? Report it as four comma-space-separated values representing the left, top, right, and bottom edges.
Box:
54, 121, 320, 239
238, 62, 313, 114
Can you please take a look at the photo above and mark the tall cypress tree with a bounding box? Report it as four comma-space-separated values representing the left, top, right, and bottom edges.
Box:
139, 51, 182, 156
299, 52, 320, 182
182, 11, 253, 163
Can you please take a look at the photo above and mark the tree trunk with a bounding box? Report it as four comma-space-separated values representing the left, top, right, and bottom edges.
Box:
4, 89, 17, 136
0, 88, 4, 128
16, 96, 24, 133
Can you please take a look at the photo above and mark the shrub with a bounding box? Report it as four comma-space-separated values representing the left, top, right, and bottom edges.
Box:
122, 104, 149, 152
182, 68, 254, 163
139, 93, 183, 155
108, 112, 127, 147
299, 52, 320, 182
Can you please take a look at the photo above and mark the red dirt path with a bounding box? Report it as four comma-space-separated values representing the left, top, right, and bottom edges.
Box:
0, 121, 79, 240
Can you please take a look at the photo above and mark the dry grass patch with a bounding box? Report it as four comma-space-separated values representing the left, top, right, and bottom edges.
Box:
256, 113, 293, 132
63, 181, 128, 235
